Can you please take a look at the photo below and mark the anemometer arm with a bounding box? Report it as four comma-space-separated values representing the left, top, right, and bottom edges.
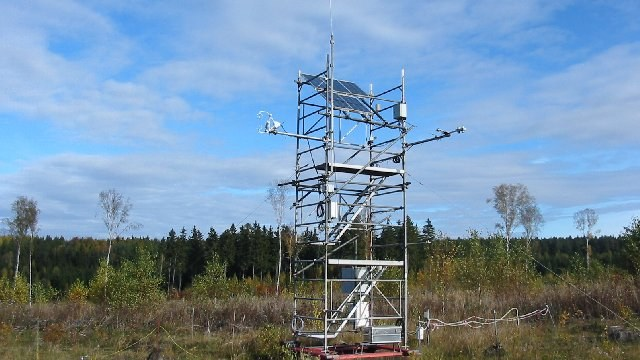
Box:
404, 126, 466, 150
257, 111, 330, 142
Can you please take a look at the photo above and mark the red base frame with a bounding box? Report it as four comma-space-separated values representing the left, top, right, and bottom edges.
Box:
293, 343, 410, 359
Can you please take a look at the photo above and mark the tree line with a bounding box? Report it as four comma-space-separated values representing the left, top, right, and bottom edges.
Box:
2, 184, 638, 304
0, 220, 634, 296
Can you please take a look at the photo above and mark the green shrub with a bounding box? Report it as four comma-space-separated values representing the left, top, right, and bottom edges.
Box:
88, 247, 163, 308
190, 253, 229, 299
67, 279, 89, 304
32, 281, 59, 303
108, 247, 163, 308
0, 274, 28, 304
623, 217, 640, 274
88, 259, 113, 303
246, 325, 295, 360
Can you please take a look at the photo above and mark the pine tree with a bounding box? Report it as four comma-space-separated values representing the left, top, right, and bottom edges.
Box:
186, 226, 205, 287
218, 224, 238, 277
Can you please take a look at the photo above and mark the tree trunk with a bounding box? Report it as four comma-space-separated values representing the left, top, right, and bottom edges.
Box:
276, 226, 282, 294
167, 268, 171, 295
106, 239, 113, 266
171, 260, 176, 287
29, 234, 33, 306
104, 238, 112, 299
29, 250, 32, 306
13, 238, 21, 287
586, 236, 591, 269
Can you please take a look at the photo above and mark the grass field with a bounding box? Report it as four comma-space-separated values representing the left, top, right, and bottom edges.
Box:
0, 317, 638, 359
1, 280, 639, 360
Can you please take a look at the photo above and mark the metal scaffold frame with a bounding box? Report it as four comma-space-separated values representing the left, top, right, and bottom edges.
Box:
260, 34, 464, 359
276, 35, 411, 357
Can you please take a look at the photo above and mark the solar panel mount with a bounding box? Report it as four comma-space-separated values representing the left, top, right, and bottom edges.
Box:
300, 73, 371, 113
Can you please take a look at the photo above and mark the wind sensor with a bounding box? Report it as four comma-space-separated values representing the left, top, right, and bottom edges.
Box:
257, 111, 283, 134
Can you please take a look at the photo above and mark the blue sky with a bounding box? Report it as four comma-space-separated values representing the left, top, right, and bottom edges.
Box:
1, 0, 639, 239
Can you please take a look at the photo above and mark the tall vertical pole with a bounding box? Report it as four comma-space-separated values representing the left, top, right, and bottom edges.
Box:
293, 71, 302, 334
322, 34, 336, 354
401, 68, 409, 349
325, 4, 334, 353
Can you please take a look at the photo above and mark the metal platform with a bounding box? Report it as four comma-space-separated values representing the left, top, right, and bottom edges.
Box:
294, 344, 410, 359
327, 259, 404, 267
315, 162, 405, 177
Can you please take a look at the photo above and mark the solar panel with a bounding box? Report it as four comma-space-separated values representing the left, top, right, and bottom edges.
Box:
302, 74, 325, 89
339, 80, 367, 96
300, 74, 370, 113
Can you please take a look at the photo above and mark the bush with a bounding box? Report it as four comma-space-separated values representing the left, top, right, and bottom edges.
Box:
88, 247, 163, 308
0, 274, 28, 304
67, 279, 89, 304
190, 253, 230, 299
32, 281, 59, 303
567, 252, 607, 280
624, 217, 640, 274
88, 259, 112, 303
246, 325, 295, 360
108, 247, 164, 308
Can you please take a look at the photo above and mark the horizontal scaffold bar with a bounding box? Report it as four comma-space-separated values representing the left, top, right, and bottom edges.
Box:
327, 259, 404, 267
315, 162, 404, 177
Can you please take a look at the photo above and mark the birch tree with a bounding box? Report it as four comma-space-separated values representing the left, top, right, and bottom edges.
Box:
99, 189, 141, 266
267, 180, 289, 294
7, 196, 39, 299
521, 202, 544, 244
487, 183, 541, 251
574, 208, 598, 268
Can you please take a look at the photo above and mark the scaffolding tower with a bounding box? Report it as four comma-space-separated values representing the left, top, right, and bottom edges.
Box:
260, 35, 422, 358
260, 31, 465, 357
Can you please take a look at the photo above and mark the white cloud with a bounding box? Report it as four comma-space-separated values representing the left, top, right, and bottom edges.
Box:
531, 43, 640, 144
140, 59, 281, 100
0, 1, 175, 145
1, 0, 638, 240
0, 149, 293, 238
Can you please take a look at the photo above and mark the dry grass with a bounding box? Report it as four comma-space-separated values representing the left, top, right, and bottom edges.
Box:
415, 319, 639, 359
0, 277, 639, 359
0, 295, 293, 359
408, 275, 640, 359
